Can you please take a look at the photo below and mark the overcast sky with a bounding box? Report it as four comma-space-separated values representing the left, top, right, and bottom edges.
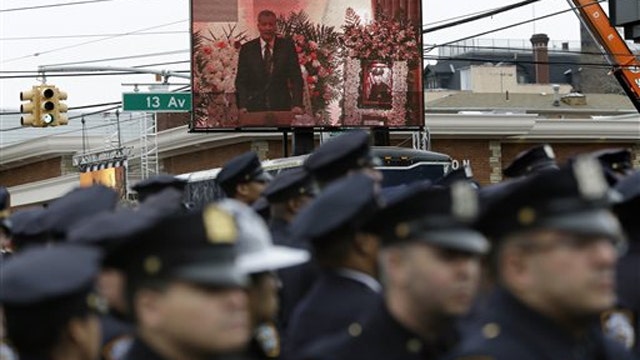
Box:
0, 0, 586, 118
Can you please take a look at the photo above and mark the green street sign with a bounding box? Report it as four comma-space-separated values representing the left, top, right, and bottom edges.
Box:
122, 92, 191, 112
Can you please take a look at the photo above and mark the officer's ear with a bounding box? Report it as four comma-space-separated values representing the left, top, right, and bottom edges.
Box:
498, 238, 530, 288
379, 246, 410, 286
353, 232, 380, 259
236, 183, 250, 197
133, 288, 165, 329
286, 195, 310, 215
66, 315, 98, 349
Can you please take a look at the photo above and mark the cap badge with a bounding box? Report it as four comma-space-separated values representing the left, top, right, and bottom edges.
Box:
143, 256, 162, 275
543, 144, 555, 159
203, 205, 237, 244
517, 207, 536, 225
451, 181, 478, 221
395, 222, 411, 239
573, 156, 608, 200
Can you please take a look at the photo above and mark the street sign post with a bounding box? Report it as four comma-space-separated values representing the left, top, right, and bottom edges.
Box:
122, 92, 191, 112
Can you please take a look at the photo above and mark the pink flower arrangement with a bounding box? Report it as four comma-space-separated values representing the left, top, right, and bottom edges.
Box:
342, 9, 420, 65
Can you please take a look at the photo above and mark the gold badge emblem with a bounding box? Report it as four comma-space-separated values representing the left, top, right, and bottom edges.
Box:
143, 256, 162, 275
203, 205, 237, 244
517, 207, 536, 225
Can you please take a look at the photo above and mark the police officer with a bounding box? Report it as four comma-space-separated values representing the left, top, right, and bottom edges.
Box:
283, 173, 384, 357
263, 168, 316, 247
217, 198, 310, 359
217, 151, 272, 206
68, 206, 159, 360
609, 170, 640, 355
502, 143, 558, 179
303, 130, 382, 189
449, 157, 635, 359
106, 204, 252, 359
42, 185, 119, 241
6, 208, 51, 250
132, 174, 187, 203
435, 164, 479, 188
298, 181, 489, 360
0, 186, 11, 253
0, 244, 105, 360
261, 168, 317, 335
588, 148, 634, 185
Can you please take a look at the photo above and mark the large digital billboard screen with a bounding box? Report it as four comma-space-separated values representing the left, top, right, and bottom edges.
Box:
190, 0, 423, 130
79, 166, 126, 199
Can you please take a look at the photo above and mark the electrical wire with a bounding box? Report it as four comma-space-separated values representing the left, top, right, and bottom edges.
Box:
0, 0, 116, 13
426, 0, 605, 52
423, 43, 640, 58
2, 19, 188, 63
43, 49, 189, 68
0, 31, 187, 41
423, 0, 541, 34
423, 55, 622, 68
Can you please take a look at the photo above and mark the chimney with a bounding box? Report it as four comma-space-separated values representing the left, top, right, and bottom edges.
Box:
530, 33, 550, 84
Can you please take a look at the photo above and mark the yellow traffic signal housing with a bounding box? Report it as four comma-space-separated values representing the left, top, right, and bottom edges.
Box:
40, 85, 69, 126
20, 86, 41, 127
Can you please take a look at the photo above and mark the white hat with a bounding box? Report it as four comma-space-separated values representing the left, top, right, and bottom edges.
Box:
216, 199, 310, 274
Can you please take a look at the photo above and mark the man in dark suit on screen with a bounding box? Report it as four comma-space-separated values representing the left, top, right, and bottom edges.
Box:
236, 10, 304, 114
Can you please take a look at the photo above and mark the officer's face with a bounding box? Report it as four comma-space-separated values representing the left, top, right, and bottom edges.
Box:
257, 14, 277, 42
236, 180, 268, 206
510, 229, 617, 316
388, 242, 482, 317
97, 269, 128, 315
137, 281, 250, 354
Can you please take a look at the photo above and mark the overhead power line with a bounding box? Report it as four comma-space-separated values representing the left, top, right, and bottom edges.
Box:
0, 0, 115, 13
2, 19, 188, 64
426, 0, 605, 52
423, 0, 541, 34
0, 30, 187, 41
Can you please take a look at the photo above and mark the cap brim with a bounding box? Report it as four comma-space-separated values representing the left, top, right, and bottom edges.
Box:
541, 208, 626, 247
238, 246, 310, 274
253, 171, 273, 183
172, 263, 248, 288
413, 228, 490, 255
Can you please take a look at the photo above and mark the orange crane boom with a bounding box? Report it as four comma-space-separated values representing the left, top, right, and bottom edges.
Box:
569, 0, 640, 112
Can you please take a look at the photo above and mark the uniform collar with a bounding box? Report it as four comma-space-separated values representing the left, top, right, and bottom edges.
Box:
488, 287, 606, 359
335, 268, 382, 293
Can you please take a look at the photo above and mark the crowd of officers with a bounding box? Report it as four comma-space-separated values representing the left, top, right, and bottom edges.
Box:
0, 129, 638, 360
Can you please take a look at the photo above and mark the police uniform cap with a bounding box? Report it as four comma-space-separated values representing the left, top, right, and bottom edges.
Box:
0, 244, 101, 305
67, 207, 158, 253
304, 130, 381, 184
364, 181, 489, 255
132, 174, 187, 202
585, 148, 632, 185
290, 173, 382, 242
435, 165, 479, 188
612, 170, 640, 240
263, 168, 317, 203
217, 151, 272, 195
502, 144, 558, 178
43, 185, 119, 239
480, 156, 624, 245
108, 204, 247, 288
0, 186, 10, 218
8, 208, 50, 248
216, 199, 309, 274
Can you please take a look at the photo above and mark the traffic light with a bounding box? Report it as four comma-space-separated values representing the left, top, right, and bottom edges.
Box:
20, 85, 68, 127
40, 85, 68, 126
20, 86, 41, 127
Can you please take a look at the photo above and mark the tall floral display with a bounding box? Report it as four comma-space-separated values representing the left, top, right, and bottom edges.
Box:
277, 11, 342, 125
341, 8, 421, 126
192, 25, 247, 128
